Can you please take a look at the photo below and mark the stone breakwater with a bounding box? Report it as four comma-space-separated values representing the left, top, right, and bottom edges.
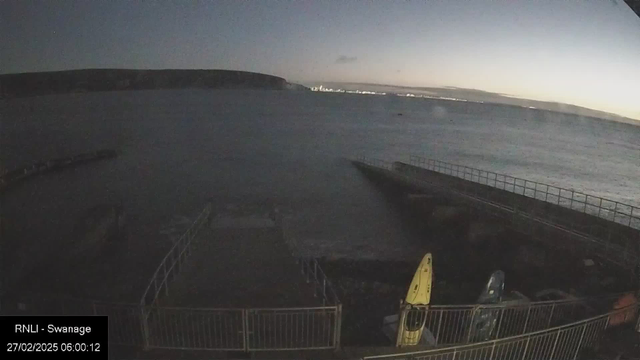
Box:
0, 149, 117, 193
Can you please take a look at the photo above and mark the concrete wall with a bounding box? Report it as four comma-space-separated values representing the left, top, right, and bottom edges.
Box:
392, 162, 640, 249
353, 160, 640, 269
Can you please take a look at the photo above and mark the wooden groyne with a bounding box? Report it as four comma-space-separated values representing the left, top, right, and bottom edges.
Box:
0, 149, 117, 193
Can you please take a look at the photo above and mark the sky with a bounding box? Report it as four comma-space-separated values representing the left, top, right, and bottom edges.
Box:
1, 0, 640, 119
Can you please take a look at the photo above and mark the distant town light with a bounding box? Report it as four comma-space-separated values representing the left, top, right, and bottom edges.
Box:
311, 85, 482, 100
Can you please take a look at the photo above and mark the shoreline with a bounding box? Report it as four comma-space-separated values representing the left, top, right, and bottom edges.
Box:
0, 69, 306, 99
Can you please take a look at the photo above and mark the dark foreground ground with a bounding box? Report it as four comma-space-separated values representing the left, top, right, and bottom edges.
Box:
3, 166, 638, 359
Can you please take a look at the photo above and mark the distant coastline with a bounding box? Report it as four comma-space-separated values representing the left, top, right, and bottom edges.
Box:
305, 82, 639, 125
0, 69, 308, 99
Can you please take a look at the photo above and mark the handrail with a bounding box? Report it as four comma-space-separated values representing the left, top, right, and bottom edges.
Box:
300, 257, 341, 306
401, 156, 640, 268
357, 156, 640, 267
363, 303, 639, 360
139, 202, 212, 309
275, 208, 341, 306
392, 291, 631, 347
408, 155, 640, 231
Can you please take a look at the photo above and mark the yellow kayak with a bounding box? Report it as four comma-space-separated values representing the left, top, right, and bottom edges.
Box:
399, 253, 433, 346
406, 253, 433, 305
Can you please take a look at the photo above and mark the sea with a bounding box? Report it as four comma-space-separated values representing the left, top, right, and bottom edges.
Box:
1, 89, 639, 294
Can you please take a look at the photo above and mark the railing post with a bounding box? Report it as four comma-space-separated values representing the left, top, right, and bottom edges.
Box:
572, 323, 588, 360
140, 304, 150, 349
570, 190, 574, 210
522, 306, 531, 334
613, 202, 619, 223
548, 330, 561, 359
334, 304, 343, 350
494, 307, 505, 338
488, 342, 497, 360
520, 337, 531, 360
597, 198, 603, 218
323, 278, 327, 306
243, 309, 250, 351
395, 303, 408, 347
467, 306, 478, 343
547, 303, 556, 328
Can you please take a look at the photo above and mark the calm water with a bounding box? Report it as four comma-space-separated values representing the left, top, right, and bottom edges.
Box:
2, 89, 640, 289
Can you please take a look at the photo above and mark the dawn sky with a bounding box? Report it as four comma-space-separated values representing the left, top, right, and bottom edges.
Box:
1, 0, 639, 119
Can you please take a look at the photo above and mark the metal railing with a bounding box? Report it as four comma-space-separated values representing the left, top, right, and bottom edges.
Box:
246, 306, 340, 350
300, 258, 341, 307
138, 202, 212, 349
363, 304, 639, 360
144, 307, 245, 350
133, 202, 342, 351
7, 288, 633, 355
137, 305, 343, 351
139, 202, 212, 310
5, 294, 341, 351
394, 292, 633, 347
276, 208, 341, 307
399, 156, 640, 267
356, 156, 640, 268
145, 306, 340, 351
408, 156, 640, 231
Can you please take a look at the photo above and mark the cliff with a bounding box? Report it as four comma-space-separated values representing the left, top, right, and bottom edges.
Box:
0, 69, 292, 98
285, 82, 310, 91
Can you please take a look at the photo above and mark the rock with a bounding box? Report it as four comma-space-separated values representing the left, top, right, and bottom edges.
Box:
583, 259, 595, 267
